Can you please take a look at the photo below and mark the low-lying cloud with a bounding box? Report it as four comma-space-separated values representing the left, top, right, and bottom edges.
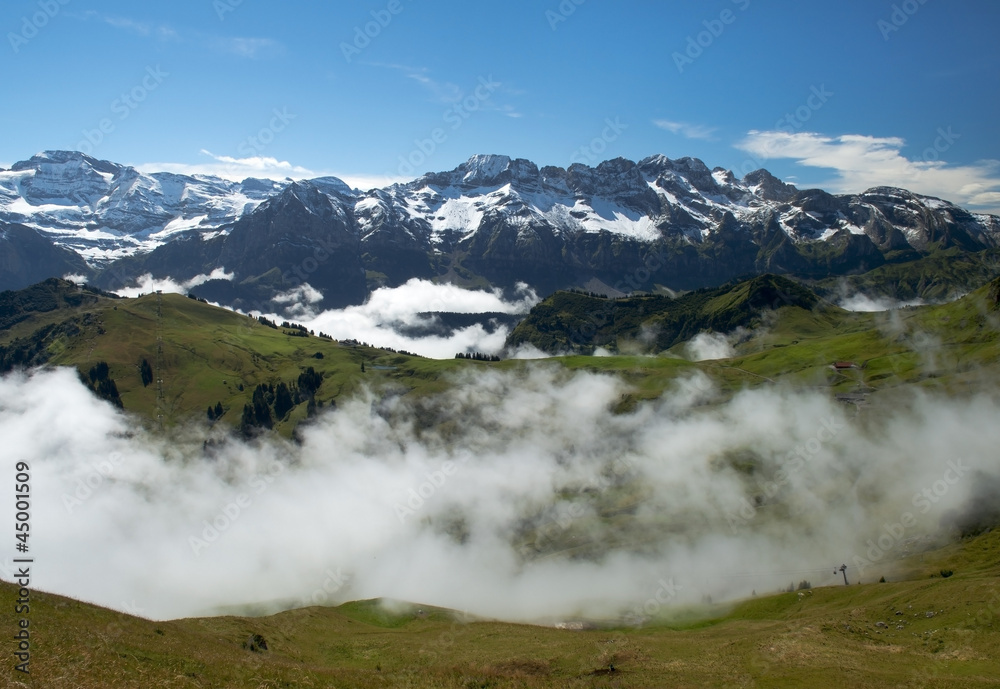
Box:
111, 268, 234, 298
261, 279, 540, 359
685, 332, 735, 361
2, 365, 998, 624
838, 293, 926, 312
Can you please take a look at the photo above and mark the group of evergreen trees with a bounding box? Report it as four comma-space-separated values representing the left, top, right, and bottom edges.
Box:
454, 352, 502, 362
238, 367, 324, 436
784, 580, 812, 593
377, 346, 419, 357
279, 321, 311, 334
565, 288, 615, 299
206, 401, 225, 421
340, 340, 421, 358
85, 361, 123, 408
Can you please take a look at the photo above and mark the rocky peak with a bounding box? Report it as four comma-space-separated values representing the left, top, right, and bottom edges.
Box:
12, 150, 123, 207
743, 169, 798, 203
309, 176, 356, 199
270, 181, 339, 218
461, 154, 512, 185
12, 150, 123, 176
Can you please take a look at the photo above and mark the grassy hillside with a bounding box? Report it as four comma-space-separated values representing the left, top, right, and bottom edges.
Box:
2, 274, 1000, 432
811, 247, 1000, 302
506, 274, 825, 355
506, 272, 1000, 396
3, 529, 999, 687
0, 281, 482, 435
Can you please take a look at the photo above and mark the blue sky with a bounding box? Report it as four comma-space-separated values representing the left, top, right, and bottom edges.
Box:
2, 0, 999, 210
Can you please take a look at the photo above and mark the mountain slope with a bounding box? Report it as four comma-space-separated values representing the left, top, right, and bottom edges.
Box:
506, 274, 826, 354
0, 223, 91, 291
0, 150, 285, 262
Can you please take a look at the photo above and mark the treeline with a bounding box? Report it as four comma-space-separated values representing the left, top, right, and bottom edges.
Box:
239, 366, 325, 436
252, 315, 322, 338
341, 339, 422, 358
784, 580, 812, 593
564, 288, 616, 299
455, 352, 501, 362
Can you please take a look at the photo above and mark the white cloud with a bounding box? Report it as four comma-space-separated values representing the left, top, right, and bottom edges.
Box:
653, 119, 718, 141
5, 366, 999, 622
338, 173, 416, 190
838, 293, 926, 312
685, 332, 735, 361
212, 36, 282, 59
737, 130, 1000, 212
260, 279, 541, 359
113, 269, 234, 298
135, 151, 411, 190
507, 343, 553, 360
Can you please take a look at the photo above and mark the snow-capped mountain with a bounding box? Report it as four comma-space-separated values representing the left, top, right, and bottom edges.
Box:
2, 150, 999, 308
0, 150, 286, 262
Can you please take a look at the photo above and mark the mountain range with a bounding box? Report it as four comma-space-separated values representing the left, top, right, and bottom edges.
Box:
3, 150, 999, 311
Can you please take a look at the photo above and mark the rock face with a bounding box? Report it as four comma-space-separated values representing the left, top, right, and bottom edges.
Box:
214, 183, 366, 310
2, 150, 999, 306
0, 224, 90, 292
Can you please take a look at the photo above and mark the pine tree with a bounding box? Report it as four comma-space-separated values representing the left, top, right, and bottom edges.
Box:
274, 382, 294, 420
297, 367, 323, 396
139, 358, 153, 387
251, 384, 273, 428
239, 403, 255, 437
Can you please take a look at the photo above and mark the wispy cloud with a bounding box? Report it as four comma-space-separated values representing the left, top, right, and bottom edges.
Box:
370, 63, 464, 104
71, 11, 279, 59
210, 36, 282, 59
653, 119, 718, 141
135, 150, 408, 190
737, 130, 1000, 212
72, 11, 178, 41
102, 15, 152, 35
369, 63, 523, 118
